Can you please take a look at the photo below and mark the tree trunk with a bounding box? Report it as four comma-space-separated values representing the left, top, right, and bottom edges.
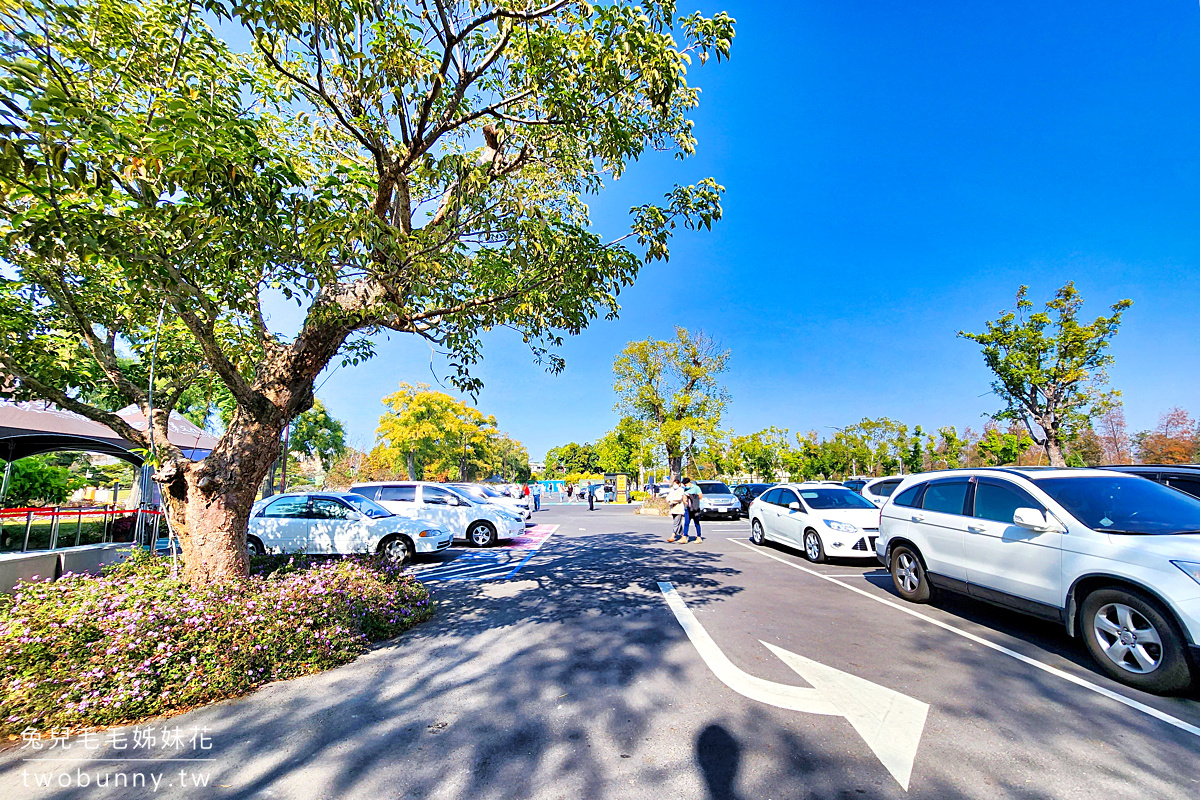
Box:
1044, 438, 1066, 467
406, 451, 418, 480
667, 452, 682, 481
156, 406, 289, 585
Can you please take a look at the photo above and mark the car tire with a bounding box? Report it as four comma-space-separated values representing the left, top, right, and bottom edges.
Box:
803, 529, 826, 563
468, 521, 497, 548
1080, 587, 1193, 694
750, 519, 766, 546
890, 545, 932, 603
247, 535, 266, 558
378, 535, 413, 566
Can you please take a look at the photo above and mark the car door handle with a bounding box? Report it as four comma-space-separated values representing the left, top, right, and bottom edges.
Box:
911, 513, 925, 522
967, 524, 986, 532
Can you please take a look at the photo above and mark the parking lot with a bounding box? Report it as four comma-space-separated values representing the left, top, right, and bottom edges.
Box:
3, 503, 1198, 799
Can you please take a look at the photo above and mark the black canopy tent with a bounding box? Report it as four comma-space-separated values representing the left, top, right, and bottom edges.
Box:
0, 401, 218, 506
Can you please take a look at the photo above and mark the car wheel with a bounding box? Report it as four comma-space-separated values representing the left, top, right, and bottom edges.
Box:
750, 519, 766, 546
890, 545, 932, 603
1080, 588, 1192, 694
469, 521, 497, 548
246, 535, 265, 558
378, 535, 413, 566
803, 529, 826, 563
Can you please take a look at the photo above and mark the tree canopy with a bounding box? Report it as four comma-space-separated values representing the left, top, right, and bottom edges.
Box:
373, 382, 527, 481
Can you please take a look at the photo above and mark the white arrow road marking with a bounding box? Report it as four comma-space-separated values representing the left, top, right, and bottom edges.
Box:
763, 642, 928, 791
658, 581, 928, 791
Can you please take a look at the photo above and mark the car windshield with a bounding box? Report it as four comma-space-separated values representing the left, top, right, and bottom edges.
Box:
448, 488, 486, 505
698, 482, 732, 494
453, 485, 488, 498
798, 488, 878, 510
1032, 475, 1200, 535
341, 494, 393, 518
477, 485, 503, 497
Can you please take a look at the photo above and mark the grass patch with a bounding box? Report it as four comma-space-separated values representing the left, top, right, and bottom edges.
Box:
0, 549, 435, 735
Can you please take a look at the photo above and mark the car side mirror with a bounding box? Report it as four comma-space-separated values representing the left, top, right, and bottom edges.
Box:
788, 502, 801, 511
1012, 507, 1063, 533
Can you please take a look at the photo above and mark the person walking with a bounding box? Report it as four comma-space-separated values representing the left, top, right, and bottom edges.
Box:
532, 481, 542, 512
682, 477, 703, 542
666, 479, 686, 542
588, 483, 595, 511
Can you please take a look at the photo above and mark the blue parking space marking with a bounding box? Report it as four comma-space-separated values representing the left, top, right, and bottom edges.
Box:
412, 524, 558, 582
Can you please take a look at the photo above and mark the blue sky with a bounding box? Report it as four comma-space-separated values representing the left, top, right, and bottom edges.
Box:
271, 1, 1200, 459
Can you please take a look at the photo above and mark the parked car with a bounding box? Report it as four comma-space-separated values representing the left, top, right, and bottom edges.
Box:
1100, 464, 1200, 500
748, 484, 882, 562
732, 483, 774, 517
349, 482, 524, 547
449, 482, 531, 519
875, 467, 1200, 694
861, 476, 904, 507
842, 478, 869, 494
248, 491, 451, 564
690, 481, 740, 519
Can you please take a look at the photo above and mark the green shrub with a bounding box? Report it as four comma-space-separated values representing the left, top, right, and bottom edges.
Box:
0, 549, 434, 734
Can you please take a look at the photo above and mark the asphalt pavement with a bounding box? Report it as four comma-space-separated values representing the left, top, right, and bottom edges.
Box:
3, 503, 1199, 799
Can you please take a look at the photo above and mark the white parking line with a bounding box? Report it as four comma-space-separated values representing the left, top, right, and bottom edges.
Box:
730, 538, 1200, 740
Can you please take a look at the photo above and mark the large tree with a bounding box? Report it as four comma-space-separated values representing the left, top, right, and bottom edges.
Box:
612, 326, 728, 479
0, 0, 733, 583
960, 283, 1131, 467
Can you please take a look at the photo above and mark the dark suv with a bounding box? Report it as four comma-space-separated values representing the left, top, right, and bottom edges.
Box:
731, 483, 774, 517
1100, 465, 1200, 500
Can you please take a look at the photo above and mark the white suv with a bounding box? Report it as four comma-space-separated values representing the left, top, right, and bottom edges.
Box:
861, 476, 904, 508
349, 482, 524, 547
876, 468, 1200, 694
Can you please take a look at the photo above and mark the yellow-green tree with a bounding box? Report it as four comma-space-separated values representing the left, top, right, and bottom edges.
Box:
960, 283, 1131, 467
613, 328, 729, 479
374, 383, 524, 481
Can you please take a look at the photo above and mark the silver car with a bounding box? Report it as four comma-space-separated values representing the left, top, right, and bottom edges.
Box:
694, 481, 741, 519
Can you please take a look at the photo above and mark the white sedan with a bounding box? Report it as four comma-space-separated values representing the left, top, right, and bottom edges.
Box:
748, 484, 882, 562
248, 491, 451, 564
349, 481, 525, 547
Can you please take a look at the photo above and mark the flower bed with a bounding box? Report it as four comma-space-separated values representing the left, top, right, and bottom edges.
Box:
0, 550, 435, 735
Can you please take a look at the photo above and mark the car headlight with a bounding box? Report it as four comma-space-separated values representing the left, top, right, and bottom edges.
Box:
418, 529, 438, 538
824, 520, 858, 533
1172, 561, 1200, 586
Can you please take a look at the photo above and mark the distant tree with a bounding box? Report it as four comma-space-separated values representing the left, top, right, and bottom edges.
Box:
1096, 403, 1132, 464
488, 434, 531, 482
1136, 408, 1198, 465
322, 447, 368, 490
613, 327, 730, 479
960, 282, 1132, 467
2, 455, 80, 506
595, 418, 652, 478
288, 401, 346, 470
545, 442, 601, 477
929, 426, 968, 469
977, 426, 1035, 467
375, 384, 465, 480
1066, 428, 1105, 467
901, 425, 925, 475
731, 427, 791, 481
